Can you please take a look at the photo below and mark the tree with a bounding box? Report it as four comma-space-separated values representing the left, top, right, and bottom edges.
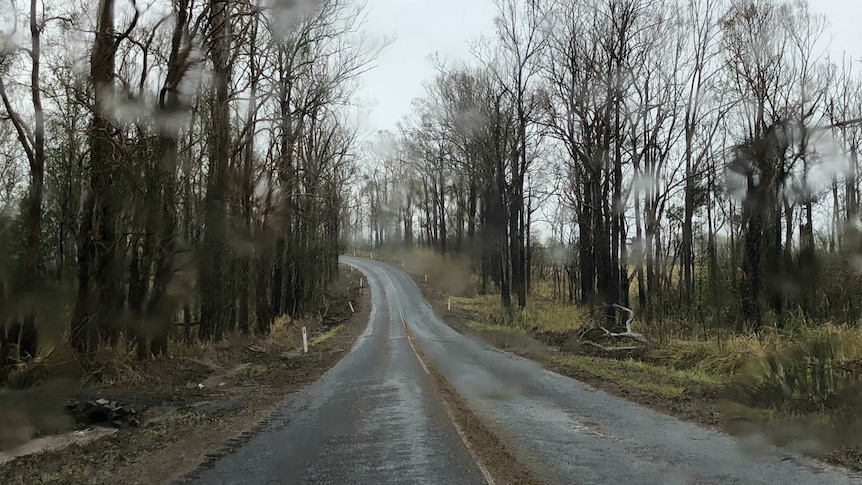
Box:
71, 0, 139, 355
0, 0, 47, 360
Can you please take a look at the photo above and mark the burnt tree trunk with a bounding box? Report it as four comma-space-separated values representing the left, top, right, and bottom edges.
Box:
199, 0, 232, 340
72, 0, 130, 356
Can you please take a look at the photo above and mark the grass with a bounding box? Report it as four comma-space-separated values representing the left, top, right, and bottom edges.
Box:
465, 320, 529, 337
451, 294, 589, 335
456, 277, 862, 416
552, 354, 723, 400
143, 411, 207, 439
35, 463, 94, 484
310, 326, 343, 347
233, 363, 270, 379
646, 334, 771, 376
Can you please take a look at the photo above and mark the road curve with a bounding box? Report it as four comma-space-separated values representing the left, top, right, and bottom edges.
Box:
345, 257, 861, 485
187, 259, 485, 484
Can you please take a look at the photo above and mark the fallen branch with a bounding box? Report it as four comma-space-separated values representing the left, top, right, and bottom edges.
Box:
599, 304, 647, 343
573, 304, 649, 353
321, 314, 349, 326
582, 341, 644, 352
243, 345, 268, 355
173, 320, 200, 327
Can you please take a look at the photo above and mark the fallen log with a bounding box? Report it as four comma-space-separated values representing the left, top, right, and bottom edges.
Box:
577, 304, 649, 353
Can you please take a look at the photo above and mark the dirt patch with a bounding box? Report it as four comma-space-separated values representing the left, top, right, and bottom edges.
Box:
404, 324, 539, 485
0, 265, 371, 485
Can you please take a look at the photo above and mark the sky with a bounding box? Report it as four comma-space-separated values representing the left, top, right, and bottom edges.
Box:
354, 0, 497, 133
355, 0, 862, 134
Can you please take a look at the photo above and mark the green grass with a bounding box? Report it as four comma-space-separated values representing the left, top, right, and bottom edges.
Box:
465, 320, 528, 337
552, 354, 723, 400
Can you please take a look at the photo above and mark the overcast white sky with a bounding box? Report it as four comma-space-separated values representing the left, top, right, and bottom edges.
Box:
355, 0, 862, 133
355, 0, 496, 133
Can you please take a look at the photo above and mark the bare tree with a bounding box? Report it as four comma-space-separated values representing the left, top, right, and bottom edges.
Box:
0, 0, 47, 360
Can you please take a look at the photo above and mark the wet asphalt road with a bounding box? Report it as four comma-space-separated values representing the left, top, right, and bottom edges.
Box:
193, 257, 862, 484
190, 258, 485, 484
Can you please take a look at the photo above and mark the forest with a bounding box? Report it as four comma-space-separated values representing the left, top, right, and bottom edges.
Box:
0, 0, 382, 373
5, 0, 862, 479
355, 0, 862, 342
1, 0, 862, 380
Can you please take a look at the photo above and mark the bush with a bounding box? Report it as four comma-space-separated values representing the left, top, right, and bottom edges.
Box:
648, 332, 772, 377
731, 325, 862, 414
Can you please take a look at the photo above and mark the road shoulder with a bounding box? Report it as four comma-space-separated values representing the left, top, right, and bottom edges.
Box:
0, 266, 370, 485
401, 267, 862, 474
402, 321, 540, 485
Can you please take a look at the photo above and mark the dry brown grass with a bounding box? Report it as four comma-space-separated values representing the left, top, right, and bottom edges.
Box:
357, 246, 862, 419
366, 247, 476, 296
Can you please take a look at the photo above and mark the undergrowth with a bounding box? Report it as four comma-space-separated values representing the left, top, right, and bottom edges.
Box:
364, 246, 862, 419
465, 320, 528, 337
552, 354, 723, 400
310, 326, 343, 347
451, 294, 588, 335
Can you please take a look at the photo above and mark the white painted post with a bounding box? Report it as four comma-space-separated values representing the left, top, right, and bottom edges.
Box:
424, 274, 428, 283
302, 327, 308, 354
360, 278, 364, 287
448, 297, 451, 311
348, 301, 355, 313
370, 252, 373, 259
353, 250, 356, 256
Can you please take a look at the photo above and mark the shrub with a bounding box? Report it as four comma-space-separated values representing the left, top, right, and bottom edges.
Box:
731, 325, 862, 414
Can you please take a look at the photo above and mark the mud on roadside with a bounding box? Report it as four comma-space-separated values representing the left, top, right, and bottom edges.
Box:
403, 323, 540, 485
0, 265, 371, 485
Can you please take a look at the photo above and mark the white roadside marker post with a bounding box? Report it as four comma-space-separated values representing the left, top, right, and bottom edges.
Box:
360, 278, 364, 288
424, 274, 428, 283
448, 297, 451, 311
348, 301, 355, 313
302, 327, 308, 354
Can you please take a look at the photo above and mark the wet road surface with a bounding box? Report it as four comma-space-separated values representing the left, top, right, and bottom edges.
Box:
192, 257, 861, 484
189, 258, 485, 484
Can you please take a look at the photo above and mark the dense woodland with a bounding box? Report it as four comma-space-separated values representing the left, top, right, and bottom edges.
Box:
3, 0, 862, 375
355, 0, 862, 335
0, 0, 381, 371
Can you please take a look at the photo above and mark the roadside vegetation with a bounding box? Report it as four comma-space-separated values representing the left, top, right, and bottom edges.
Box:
0, 0, 380, 472
363, 246, 862, 469
344, 0, 862, 469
